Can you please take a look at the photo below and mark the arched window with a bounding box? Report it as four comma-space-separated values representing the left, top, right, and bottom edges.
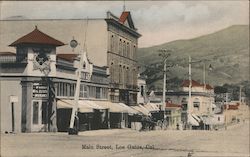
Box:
119, 39, 122, 55
110, 62, 114, 82
119, 64, 122, 83
123, 41, 126, 56
127, 42, 130, 58
110, 35, 114, 52
193, 98, 200, 110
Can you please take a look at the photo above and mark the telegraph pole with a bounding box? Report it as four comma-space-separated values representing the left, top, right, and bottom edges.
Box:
188, 56, 192, 129
158, 49, 171, 120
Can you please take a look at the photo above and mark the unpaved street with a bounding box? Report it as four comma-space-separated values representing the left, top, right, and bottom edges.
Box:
1, 121, 249, 157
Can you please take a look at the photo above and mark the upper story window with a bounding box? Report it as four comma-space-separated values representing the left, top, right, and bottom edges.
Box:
80, 84, 88, 98
119, 39, 122, 55
123, 41, 126, 57
193, 98, 200, 109
127, 42, 130, 58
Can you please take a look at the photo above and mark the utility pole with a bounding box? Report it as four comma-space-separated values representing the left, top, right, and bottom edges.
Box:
203, 63, 206, 91
158, 49, 171, 119
188, 56, 192, 130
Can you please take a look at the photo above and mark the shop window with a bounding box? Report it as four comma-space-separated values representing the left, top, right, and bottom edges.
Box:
42, 102, 47, 124
33, 101, 39, 124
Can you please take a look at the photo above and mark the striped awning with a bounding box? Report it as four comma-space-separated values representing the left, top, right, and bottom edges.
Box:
188, 114, 199, 126
131, 105, 150, 116
144, 103, 160, 112
57, 99, 106, 113
57, 99, 93, 113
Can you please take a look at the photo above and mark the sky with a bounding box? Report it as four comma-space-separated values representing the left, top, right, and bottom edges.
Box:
0, 1, 249, 48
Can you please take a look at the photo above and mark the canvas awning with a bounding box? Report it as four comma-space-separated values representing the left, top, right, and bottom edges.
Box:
131, 105, 150, 116
188, 114, 199, 126
192, 114, 201, 123
57, 99, 93, 113
144, 103, 160, 112
94, 101, 138, 114
81, 100, 107, 110
118, 103, 139, 115
94, 101, 127, 113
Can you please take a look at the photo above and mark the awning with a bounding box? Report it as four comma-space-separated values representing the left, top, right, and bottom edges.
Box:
131, 105, 150, 116
95, 101, 127, 113
82, 100, 107, 110
192, 114, 201, 123
144, 103, 160, 112
57, 99, 93, 113
118, 103, 139, 115
188, 114, 199, 126
94, 101, 138, 114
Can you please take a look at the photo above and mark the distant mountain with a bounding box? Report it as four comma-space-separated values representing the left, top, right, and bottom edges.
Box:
137, 25, 249, 90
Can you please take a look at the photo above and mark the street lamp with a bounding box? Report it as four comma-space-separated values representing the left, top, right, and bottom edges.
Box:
158, 49, 171, 119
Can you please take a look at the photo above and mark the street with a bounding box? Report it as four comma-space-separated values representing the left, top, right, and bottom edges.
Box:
1, 121, 249, 157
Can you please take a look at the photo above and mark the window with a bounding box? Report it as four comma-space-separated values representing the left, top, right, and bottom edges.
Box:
218, 117, 220, 121
42, 102, 47, 124
119, 65, 122, 83
141, 85, 144, 96
119, 39, 122, 55
127, 42, 130, 58
123, 41, 126, 56
96, 87, 101, 99
33, 101, 39, 124
80, 84, 84, 98
83, 86, 88, 98
193, 98, 200, 110
110, 35, 114, 52
181, 98, 188, 111
89, 86, 96, 98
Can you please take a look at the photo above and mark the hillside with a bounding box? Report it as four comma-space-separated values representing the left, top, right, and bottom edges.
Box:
137, 25, 249, 90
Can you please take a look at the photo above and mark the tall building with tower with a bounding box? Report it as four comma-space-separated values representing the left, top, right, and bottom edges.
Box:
0, 10, 141, 106
0, 10, 141, 133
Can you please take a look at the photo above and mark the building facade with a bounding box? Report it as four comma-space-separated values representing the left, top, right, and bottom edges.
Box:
153, 80, 216, 129
0, 27, 111, 133
0, 11, 141, 106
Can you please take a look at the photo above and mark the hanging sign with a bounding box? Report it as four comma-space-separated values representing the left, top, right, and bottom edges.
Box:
32, 82, 48, 98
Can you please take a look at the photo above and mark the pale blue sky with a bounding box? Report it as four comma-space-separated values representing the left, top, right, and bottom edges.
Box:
0, 1, 249, 47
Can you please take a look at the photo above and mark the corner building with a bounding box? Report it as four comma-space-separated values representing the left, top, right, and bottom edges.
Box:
0, 11, 141, 106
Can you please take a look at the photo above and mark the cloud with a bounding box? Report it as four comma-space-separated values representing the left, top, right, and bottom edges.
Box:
0, 1, 248, 47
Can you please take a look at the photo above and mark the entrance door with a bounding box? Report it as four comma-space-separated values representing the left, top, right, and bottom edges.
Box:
32, 100, 48, 132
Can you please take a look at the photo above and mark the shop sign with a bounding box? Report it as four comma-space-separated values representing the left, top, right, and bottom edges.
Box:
33, 82, 48, 98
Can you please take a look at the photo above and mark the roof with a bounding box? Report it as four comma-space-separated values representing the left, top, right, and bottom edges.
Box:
181, 80, 213, 89
119, 11, 135, 29
224, 104, 239, 110
0, 52, 16, 56
166, 103, 182, 108
119, 12, 130, 23
9, 26, 65, 47
57, 54, 78, 62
